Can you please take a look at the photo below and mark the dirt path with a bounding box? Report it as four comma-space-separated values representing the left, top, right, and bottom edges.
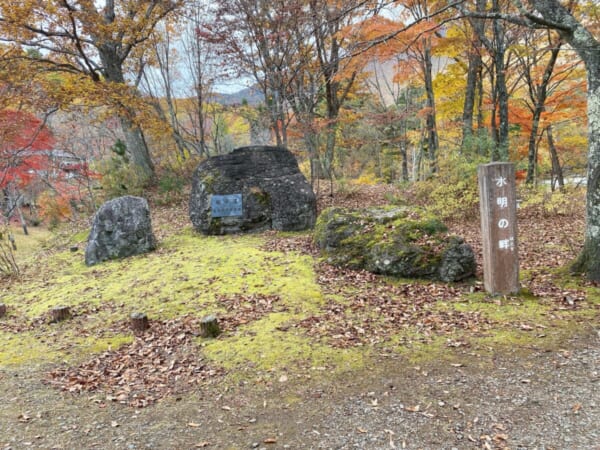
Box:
2, 326, 598, 450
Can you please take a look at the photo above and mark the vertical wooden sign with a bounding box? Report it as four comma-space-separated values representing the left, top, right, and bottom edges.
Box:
478, 162, 519, 295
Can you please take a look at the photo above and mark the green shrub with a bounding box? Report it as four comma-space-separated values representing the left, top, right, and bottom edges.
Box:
519, 185, 584, 217
97, 161, 147, 200
96, 140, 148, 200
155, 170, 187, 205
413, 153, 486, 220
335, 178, 360, 197
0, 226, 19, 277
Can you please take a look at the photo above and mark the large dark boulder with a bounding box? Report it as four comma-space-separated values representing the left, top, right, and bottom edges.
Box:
85, 196, 157, 266
189, 146, 317, 234
314, 206, 476, 282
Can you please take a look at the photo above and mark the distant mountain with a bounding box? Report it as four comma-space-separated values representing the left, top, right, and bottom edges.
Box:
214, 86, 264, 106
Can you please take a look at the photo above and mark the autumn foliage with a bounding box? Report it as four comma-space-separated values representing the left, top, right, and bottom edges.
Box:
0, 109, 55, 189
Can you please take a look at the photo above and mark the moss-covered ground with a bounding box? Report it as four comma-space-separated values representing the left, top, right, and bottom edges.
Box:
1, 206, 598, 386
1, 189, 599, 448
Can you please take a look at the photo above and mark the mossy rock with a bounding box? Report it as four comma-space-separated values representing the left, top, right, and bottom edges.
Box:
314, 206, 475, 282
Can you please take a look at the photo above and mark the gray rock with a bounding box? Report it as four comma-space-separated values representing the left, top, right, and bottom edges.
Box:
85, 196, 157, 266
189, 146, 316, 234
438, 237, 477, 282
314, 206, 475, 282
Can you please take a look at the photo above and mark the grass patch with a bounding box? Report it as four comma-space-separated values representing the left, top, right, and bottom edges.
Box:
203, 312, 367, 376
438, 294, 549, 323
0, 228, 325, 368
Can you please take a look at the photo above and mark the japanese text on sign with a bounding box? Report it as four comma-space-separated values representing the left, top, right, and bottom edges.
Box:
494, 178, 514, 251
211, 194, 243, 217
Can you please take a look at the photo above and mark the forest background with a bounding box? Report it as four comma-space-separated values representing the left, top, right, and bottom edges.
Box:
0, 0, 597, 273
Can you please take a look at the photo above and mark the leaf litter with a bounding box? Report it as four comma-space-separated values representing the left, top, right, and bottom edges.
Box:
6, 184, 598, 415
43, 293, 280, 407
44, 317, 224, 408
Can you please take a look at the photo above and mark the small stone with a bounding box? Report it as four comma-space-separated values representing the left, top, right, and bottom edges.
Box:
200, 315, 221, 338
130, 312, 150, 332
49, 306, 71, 323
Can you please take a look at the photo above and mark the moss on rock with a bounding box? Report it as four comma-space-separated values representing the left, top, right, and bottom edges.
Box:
314, 206, 475, 282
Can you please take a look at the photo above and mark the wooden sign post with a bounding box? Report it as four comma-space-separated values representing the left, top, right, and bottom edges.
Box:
478, 162, 519, 295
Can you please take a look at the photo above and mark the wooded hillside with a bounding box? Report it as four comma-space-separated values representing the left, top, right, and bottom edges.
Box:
0, 0, 599, 275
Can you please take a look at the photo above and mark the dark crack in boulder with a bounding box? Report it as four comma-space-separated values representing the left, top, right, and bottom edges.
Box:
85, 196, 157, 266
189, 146, 317, 235
314, 206, 475, 282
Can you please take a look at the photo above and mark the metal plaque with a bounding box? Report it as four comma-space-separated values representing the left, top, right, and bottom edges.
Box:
211, 194, 243, 217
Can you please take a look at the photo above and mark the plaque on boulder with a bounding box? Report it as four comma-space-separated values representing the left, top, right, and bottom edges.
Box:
85, 196, 157, 266
211, 194, 243, 217
189, 146, 317, 235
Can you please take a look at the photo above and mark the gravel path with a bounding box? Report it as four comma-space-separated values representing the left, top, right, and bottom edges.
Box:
1, 328, 599, 450
301, 330, 600, 449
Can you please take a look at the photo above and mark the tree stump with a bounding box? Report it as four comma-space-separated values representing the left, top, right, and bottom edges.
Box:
200, 315, 221, 338
130, 312, 150, 332
0, 303, 6, 318
50, 306, 71, 323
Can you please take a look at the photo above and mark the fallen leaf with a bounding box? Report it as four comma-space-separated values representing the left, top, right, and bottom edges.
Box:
385, 429, 396, 449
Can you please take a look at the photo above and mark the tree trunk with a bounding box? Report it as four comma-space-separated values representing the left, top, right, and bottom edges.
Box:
533, 0, 600, 279
489, 67, 499, 158
462, 0, 486, 150
526, 44, 561, 184
120, 116, 155, 181
16, 203, 27, 236
462, 50, 481, 148
572, 67, 600, 279
423, 39, 439, 171
400, 140, 409, 183
525, 106, 544, 185
99, 43, 155, 180
492, 8, 510, 161
547, 125, 564, 191
304, 130, 323, 183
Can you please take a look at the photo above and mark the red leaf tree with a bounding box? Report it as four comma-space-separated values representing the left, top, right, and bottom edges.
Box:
0, 109, 55, 232
0, 109, 55, 189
